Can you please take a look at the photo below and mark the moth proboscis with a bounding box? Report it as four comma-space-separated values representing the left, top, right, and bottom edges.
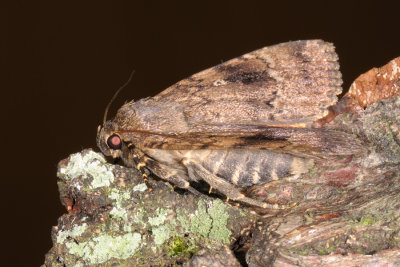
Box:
97, 40, 362, 209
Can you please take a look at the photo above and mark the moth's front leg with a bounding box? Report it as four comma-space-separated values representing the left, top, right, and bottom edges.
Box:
143, 156, 201, 196
182, 158, 290, 209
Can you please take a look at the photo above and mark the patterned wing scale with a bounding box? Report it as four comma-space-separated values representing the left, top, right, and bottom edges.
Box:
154, 40, 342, 128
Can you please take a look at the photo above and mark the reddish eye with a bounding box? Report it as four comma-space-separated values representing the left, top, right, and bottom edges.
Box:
107, 135, 122, 150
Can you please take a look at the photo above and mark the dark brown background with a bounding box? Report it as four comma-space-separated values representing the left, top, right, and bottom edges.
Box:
3, 1, 400, 265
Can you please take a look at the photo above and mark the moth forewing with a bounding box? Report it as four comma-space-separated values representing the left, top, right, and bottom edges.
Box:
97, 40, 356, 209
114, 127, 361, 158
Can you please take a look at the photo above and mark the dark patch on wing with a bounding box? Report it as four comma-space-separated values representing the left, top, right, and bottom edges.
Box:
216, 60, 276, 85
226, 71, 274, 85
239, 133, 288, 142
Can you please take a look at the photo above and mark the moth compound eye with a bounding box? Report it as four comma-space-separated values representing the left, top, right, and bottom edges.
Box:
107, 135, 122, 150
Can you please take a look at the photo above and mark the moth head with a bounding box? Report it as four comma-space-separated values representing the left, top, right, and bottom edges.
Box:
97, 70, 138, 157
97, 121, 124, 159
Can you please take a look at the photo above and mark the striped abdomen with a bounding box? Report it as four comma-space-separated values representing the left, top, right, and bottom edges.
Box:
145, 148, 313, 186
195, 150, 313, 185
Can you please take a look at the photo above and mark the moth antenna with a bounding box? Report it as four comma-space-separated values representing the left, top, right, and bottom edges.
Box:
103, 70, 136, 125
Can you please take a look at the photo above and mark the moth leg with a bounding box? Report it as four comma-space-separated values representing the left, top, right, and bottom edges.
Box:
183, 158, 289, 209
136, 162, 148, 182
135, 161, 153, 192
143, 157, 201, 196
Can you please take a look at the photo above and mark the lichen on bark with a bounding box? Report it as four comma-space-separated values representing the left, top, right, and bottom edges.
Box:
43, 149, 255, 266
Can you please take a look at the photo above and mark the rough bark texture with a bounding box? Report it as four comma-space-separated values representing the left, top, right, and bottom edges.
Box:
43, 58, 400, 266
245, 95, 400, 266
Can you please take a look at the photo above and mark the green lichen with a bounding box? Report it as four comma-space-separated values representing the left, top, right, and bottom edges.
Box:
110, 206, 128, 221
316, 242, 336, 255
123, 224, 133, 232
177, 211, 190, 231
304, 212, 314, 224
65, 232, 142, 264
190, 200, 213, 237
207, 200, 231, 243
153, 225, 170, 245
356, 247, 365, 254
148, 208, 175, 246
133, 207, 147, 227
109, 188, 131, 203
144, 199, 233, 249
56, 223, 88, 244
109, 188, 131, 221
359, 216, 376, 226
189, 199, 231, 244
350, 215, 381, 227
296, 248, 310, 256
58, 150, 115, 189
148, 208, 168, 227
133, 183, 148, 192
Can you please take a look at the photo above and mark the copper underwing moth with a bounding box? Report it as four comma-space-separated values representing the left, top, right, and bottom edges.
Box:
97, 40, 360, 209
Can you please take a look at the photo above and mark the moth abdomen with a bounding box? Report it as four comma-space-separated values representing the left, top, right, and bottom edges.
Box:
194, 150, 313, 186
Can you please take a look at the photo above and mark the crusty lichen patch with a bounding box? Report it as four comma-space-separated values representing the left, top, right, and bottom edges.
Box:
133, 183, 148, 192
148, 208, 171, 245
56, 223, 88, 244
190, 200, 213, 237
146, 200, 233, 248
152, 225, 171, 245
58, 150, 115, 189
148, 208, 168, 226
207, 200, 232, 243
109, 188, 131, 221
53, 216, 143, 265
189, 199, 232, 244
65, 232, 142, 264
45, 150, 256, 266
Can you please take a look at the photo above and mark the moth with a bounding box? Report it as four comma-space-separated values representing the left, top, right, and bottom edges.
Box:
97, 40, 360, 208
